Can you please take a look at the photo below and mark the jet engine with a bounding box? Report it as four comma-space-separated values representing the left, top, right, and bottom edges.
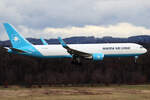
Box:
92, 53, 104, 61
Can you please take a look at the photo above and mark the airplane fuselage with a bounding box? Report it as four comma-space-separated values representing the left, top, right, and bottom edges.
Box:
32, 43, 147, 58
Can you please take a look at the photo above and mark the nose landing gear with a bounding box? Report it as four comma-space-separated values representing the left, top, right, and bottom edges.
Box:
134, 56, 139, 63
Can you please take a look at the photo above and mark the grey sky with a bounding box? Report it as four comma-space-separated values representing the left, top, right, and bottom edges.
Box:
0, 0, 150, 40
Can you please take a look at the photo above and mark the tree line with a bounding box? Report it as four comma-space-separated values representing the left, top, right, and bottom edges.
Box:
0, 46, 150, 87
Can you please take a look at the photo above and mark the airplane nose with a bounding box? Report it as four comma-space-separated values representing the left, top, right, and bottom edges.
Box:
144, 48, 147, 53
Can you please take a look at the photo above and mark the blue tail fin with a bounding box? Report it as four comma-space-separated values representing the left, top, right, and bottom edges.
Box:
3, 23, 33, 49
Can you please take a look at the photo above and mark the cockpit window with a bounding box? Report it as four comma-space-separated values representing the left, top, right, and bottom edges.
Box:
140, 46, 143, 48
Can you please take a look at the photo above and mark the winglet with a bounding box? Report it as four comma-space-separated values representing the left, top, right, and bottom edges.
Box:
58, 37, 68, 48
40, 37, 48, 45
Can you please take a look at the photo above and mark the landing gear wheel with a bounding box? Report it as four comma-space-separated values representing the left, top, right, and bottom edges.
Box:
71, 55, 82, 65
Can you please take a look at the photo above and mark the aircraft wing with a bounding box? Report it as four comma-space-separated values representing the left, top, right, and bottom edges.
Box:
58, 37, 92, 59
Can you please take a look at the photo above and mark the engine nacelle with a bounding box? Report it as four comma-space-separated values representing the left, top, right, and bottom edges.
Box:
92, 53, 104, 61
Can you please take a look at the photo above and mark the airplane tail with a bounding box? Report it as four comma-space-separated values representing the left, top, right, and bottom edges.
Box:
3, 23, 33, 49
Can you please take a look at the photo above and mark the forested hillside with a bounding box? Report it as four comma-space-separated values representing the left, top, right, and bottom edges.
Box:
0, 46, 150, 86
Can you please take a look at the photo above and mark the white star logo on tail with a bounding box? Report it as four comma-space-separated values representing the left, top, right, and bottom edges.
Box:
14, 36, 19, 42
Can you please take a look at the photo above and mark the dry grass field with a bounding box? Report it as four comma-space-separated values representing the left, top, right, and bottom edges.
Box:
0, 85, 150, 100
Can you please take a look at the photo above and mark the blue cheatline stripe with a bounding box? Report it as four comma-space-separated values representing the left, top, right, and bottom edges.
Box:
23, 53, 142, 59
104, 53, 143, 57
40, 55, 72, 58
19, 52, 142, 58
23, 54, 73, 58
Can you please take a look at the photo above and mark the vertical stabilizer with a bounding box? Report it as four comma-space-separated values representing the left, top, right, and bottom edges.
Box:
3, 23, 33, 49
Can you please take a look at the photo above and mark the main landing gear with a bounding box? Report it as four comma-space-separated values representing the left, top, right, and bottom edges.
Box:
71, 55, 82, 65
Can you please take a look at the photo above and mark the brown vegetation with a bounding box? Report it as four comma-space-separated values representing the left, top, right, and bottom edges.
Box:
0, 47, 150, 86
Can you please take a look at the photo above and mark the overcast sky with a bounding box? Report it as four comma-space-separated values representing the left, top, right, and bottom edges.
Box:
0, 0, 150, 40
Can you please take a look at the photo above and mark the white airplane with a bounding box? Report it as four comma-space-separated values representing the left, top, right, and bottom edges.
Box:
3, 23, 147, 64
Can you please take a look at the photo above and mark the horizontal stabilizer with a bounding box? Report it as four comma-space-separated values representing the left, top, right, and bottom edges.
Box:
10, 48, 26, 53
3, 47, 26, 53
